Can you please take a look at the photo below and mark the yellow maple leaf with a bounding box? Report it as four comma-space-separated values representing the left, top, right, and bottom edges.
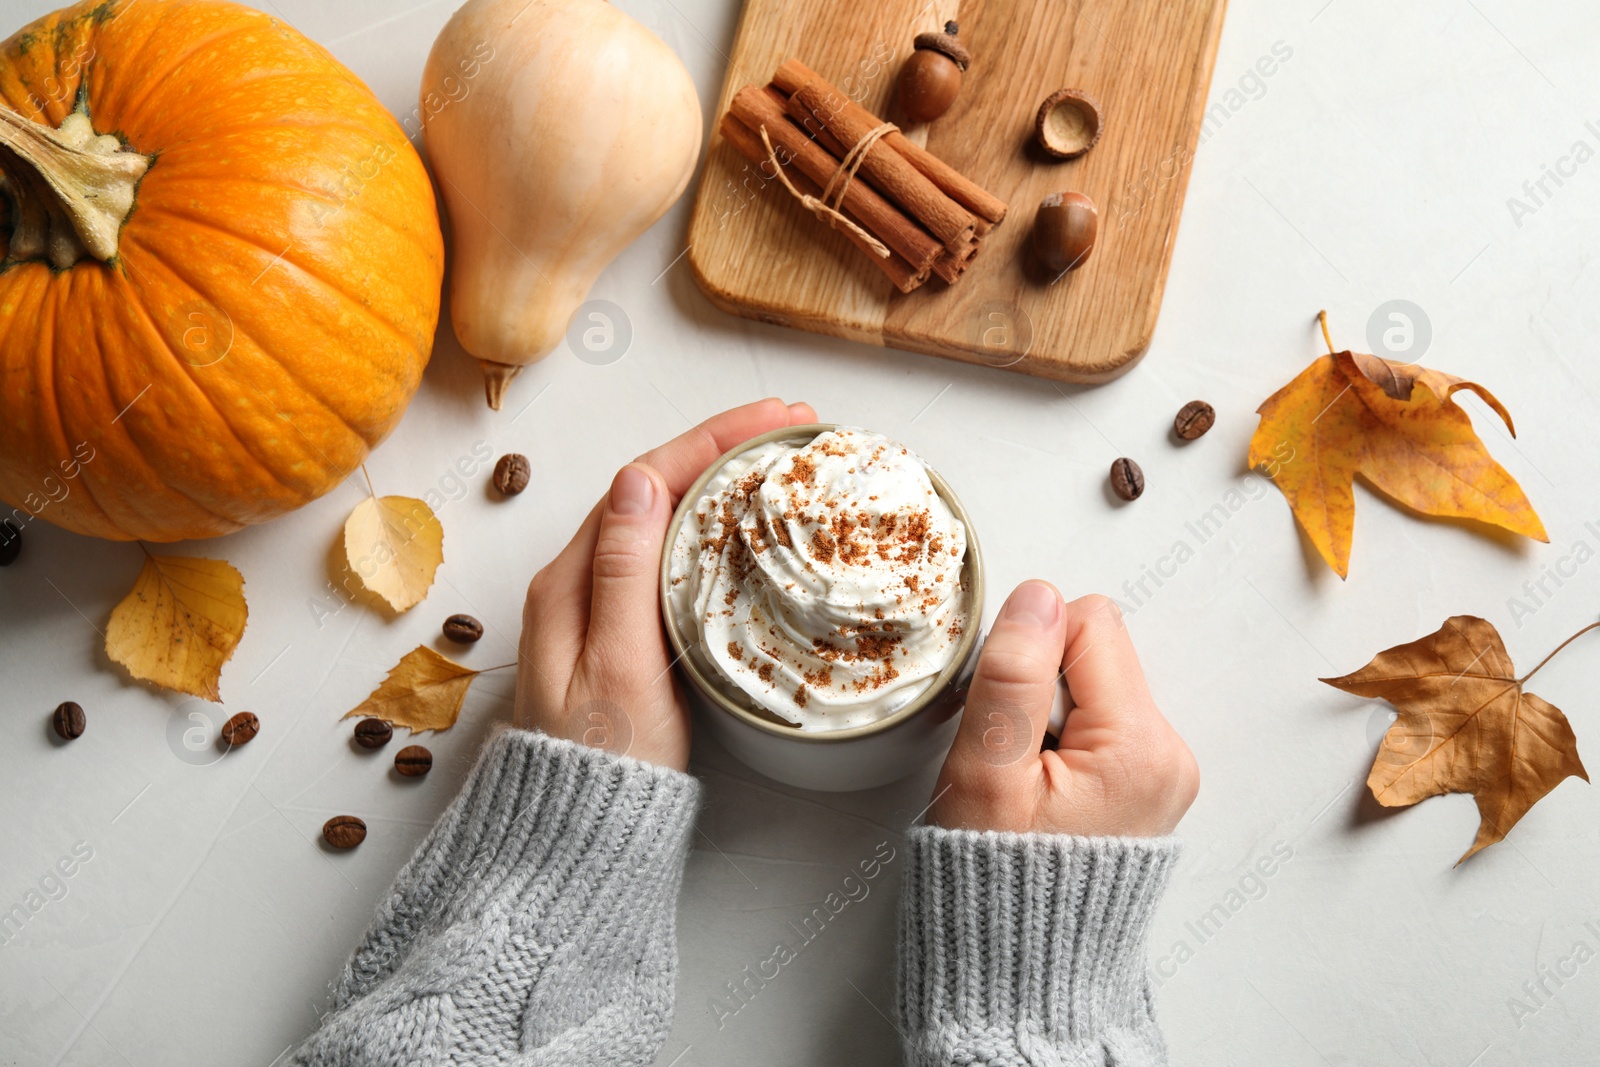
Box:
1249, 313, 1547, 577
106, 555, 248, 701
343, 495, 443, 613
343, 646, 482, 733
1323, 616, 1591, 863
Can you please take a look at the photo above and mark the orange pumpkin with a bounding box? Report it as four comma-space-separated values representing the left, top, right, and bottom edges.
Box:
0, 0, 444, 541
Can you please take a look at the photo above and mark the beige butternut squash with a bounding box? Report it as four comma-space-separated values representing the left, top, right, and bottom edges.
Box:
422, 0, 702, 408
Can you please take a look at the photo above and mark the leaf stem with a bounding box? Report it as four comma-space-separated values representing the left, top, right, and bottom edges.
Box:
1519, 619, 1600, 685
478, 662, 518, 674
360, 464, 378, 502
1317, 309, 1335, 355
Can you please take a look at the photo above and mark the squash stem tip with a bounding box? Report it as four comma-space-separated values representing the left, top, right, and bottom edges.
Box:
480, 360, 522, 410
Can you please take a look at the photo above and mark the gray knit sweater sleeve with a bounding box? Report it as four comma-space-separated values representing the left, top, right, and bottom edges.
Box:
289, 726, 700, 1067
898, 827, 1182, 1066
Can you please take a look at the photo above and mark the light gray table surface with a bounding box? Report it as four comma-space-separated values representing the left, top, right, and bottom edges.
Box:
3, 0, 1599, 1063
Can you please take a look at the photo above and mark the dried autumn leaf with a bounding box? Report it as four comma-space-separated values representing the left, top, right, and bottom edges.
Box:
343, 646, 481, 734
1248, 315, 1546, 577
344, 495, 444, 613
1322, 615, 1591, 863
106, 555, 248, 701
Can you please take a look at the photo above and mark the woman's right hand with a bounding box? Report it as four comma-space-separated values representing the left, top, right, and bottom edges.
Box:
930, 582, 1199, 837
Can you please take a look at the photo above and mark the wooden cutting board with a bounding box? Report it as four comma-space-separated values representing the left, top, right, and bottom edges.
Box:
686, 0, 1227, 382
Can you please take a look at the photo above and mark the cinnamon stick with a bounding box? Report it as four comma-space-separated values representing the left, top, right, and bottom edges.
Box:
892, 132, 1008, 227
930, 255, 962, 285
718, 114, 926, 293
726, 86, 944, 276
780, 79, 976, 253
769, 85, 976, 267
773, 59, 1008, 226
931, 235, 985, 284
931, 239, 983, 285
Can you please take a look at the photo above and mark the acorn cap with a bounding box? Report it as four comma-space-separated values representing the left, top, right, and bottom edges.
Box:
913, 22, 970, 71
1034, 88, 1102, 159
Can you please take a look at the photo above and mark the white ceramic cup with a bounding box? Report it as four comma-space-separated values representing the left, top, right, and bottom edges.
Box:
659, 425, 984, 792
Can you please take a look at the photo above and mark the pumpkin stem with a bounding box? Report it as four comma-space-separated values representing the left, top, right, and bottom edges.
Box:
480, 360, 522, 411
0, 101, 151, 268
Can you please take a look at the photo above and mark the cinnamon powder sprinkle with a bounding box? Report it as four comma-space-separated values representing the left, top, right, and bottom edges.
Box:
782, 456, 817, 486
853, 634, 901, 662
809, 528, 837, 563
851, 662, 900, 693
734, 471, 766, 500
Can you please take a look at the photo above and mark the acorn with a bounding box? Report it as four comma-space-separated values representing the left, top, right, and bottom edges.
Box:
1032, 191, 1098, 275
896, 21, 970, 124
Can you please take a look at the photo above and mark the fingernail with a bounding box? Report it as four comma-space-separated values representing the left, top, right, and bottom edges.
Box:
787, 402, 812, 421
610, 465, 655, 516
1001, 581, 1061, 628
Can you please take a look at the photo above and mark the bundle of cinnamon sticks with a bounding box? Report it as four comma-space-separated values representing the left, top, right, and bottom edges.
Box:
719, 59, 1008, 293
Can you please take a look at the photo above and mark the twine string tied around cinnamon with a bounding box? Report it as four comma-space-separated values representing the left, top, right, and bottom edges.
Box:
758, 122, 897, 258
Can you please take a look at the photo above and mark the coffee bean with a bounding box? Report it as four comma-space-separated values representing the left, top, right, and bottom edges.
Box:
395, 744, 433, 777
442, 614, 484, 644
1174, 400, 1216, 441
493, 453, 531, 496
1110, 457, 1145, 501
354, 717, 393, 749
52, 701, 86, 740
323, 815, 367, 849
221, 711, 260, 747
0, 520, 20, 567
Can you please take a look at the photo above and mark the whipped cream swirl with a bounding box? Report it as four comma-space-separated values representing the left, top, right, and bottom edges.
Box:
668, 428, 969, 731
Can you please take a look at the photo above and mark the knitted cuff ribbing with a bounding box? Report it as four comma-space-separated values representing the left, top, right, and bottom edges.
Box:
897, 828, 1182, 1066
334, 726, 701, 1005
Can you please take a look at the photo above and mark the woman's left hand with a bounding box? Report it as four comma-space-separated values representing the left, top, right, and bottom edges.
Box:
512, 398, 817, 771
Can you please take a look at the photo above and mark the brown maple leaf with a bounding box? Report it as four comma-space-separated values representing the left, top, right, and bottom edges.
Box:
1322, 616, 1592, 863
1249, 312, 1546, 577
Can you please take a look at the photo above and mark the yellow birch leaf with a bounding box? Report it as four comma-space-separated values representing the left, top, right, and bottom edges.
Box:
343, 495, 443, 613
106, 555, 248, 701
342, 645, 480, 733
